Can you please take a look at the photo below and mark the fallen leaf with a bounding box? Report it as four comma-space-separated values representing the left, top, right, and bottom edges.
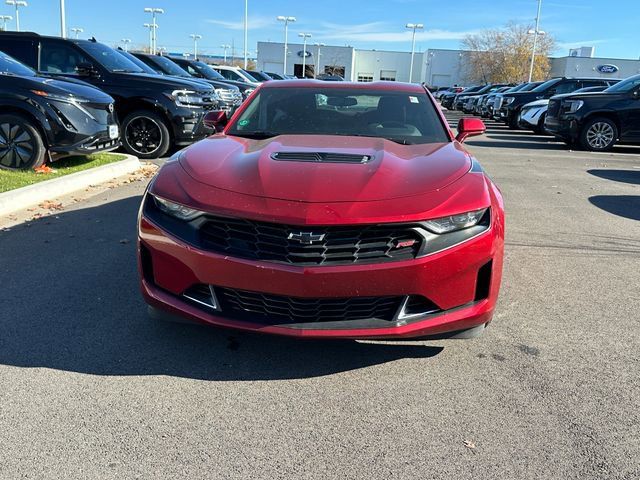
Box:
463, 440, 477, 453
34, 165, 56, 174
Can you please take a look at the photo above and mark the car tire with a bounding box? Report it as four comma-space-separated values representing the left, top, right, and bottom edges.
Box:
508, 113, 521, 130
121, 110, 171, 159
580, 117, 618, 152
0, 114, 46, 170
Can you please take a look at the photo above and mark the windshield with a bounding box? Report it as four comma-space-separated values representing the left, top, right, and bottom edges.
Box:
150, 55, 191, 77
227, 87, 450, 145
532, 78, 560, 92
193, 61, 226, 80
117, 50, 158, 74
605, 75, 640, 93
0, 50, 35, 77
81, 42, 144, 73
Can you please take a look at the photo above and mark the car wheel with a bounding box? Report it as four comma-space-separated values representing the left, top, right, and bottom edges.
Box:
0, 114, 46, 170
122, 110, 171, 159
508, 113, 521, 130
580, 118, 618, 152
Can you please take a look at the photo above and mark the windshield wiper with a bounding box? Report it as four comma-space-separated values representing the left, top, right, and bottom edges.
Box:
345, 133, 415, 145
230, 131, 279, 140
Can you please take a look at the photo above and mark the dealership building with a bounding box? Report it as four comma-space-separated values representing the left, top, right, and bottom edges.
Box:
257, 41, 640, 85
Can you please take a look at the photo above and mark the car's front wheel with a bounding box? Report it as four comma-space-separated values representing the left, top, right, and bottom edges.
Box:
0, 114, 46, 170
534, 112, 547, 135
580, 117, 618, 152
121, 110, 171, 159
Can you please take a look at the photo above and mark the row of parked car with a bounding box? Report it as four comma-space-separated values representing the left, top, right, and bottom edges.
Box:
435, 75, 640, 151
0, 31, 290, 170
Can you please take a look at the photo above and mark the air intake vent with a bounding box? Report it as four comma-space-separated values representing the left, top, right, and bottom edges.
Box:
271, 152, 372, 164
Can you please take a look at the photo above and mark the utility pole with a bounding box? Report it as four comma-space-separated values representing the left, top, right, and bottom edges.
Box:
406, 23, 424, 83
298, 33, 312, 78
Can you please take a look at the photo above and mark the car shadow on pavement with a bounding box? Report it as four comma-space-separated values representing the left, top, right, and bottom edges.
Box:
465, 139, 566, 151
589, 195, 640, 221
588, 169, 640, 185
0, 196, 443, 381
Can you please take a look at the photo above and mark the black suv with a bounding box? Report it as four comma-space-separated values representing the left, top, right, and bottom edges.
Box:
131, 53, 242, 114
545, 74, 640, 151
441, 85, 482, 110
497, 77, 619, 129
0, 50, 118, 170
170, 57, 256, 100
0, 32, 218, 159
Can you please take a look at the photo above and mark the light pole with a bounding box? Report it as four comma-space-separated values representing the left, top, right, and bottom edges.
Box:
143, 23, 156, 53
406, 23, 424, 83
157, 46, 166, 56
121, 38, 131, 52
221, 44, 230, 63
6, 1, 27, 32
277, 16, 296, 76
426, 51, 435, 86
59, 0, 66, 38
190, 34, 202, 60
314, 42, 325, 78
70, 27, 83, 39
528, 0, 545, 82
243, 0, 248, 69
298, 33, 311, 78
144, 7, 164, 55
0, 15, 11, 31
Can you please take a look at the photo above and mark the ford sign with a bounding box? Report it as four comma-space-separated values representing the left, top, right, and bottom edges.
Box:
297, 50, 312, 58
597, 64, 619, 74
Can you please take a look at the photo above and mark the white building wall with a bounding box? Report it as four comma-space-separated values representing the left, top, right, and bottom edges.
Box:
352, 49, 423, 83
257, 41, 354, 78
550, 56, 640, 80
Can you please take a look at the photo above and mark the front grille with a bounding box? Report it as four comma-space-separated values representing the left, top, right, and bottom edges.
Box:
271, 152, 372, 164
547, 99, 560, 118
199, 216, 423, 266
218, 287, 403, 324
217, 89, 243, 105
83, 103, 113, 124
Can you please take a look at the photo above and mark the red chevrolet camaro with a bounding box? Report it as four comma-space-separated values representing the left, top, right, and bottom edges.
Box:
138, 80, 504, 339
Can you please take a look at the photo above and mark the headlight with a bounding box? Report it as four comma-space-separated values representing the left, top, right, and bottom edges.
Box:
165, 89, 208, 108
243, 88, 255, 99
151, 194, 205, 221
31, 89, 91, 104
563, 100, 584, 114
503, 97, 515, 105
423, 208, 488, 234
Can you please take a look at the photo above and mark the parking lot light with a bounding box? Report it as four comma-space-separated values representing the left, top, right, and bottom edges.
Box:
5, 1, 27, 32
144, 7, 164, 55
220, 44, 231, 63
243, 0, 248, 69
298, 33, 312, 78
143, 23, 157, 54
406, 22, 424, 83
70, 27, 83, 39
277, 16, 296, 76
121, 38, 131, 52
190, 34, 202, 60
528, 0, 544, 82
0, 15, 12, 31
314, 42, 325, 79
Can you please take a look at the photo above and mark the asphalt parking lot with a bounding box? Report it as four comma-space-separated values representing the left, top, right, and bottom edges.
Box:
1, 112, 639, 479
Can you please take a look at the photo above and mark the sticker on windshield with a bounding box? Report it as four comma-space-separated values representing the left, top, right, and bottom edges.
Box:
409, 96, 419, 104
238, 119, 250, 127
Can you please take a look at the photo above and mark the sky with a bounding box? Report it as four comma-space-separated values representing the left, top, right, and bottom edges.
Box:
2, 0, 637, 60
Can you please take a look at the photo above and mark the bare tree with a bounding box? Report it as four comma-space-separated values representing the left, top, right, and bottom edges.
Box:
462, 22, 555, 84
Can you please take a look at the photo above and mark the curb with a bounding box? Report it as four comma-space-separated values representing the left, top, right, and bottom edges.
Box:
0, 154, 141, 217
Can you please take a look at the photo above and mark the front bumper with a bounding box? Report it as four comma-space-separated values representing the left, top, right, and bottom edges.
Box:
171, 108, 215, 145
138, 204, 503, 339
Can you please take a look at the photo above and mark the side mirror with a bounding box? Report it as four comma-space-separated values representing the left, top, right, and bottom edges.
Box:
203, 110, 228, 132
456, 117, 486, 143
76, 62, 98, 77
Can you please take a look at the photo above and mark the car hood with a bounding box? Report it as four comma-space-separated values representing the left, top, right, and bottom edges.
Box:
24, 76, 113, 102
112, 72, 214, 93
552, 92, 617, 101
523, 99, 549, 108
178, 135, 472, 203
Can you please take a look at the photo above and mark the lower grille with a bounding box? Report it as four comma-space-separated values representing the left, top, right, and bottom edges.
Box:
199, 216, 423, 266
218, 287, 403, 324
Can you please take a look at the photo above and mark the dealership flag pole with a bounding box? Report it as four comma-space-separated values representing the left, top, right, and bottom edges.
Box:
528, 0, 543, 82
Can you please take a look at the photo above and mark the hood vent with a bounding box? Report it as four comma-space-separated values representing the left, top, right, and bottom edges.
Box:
271, 152, 372, 164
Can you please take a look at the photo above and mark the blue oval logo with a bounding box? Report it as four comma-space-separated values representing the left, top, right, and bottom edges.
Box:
597, 64, 618, 74
297, 50, 312, 58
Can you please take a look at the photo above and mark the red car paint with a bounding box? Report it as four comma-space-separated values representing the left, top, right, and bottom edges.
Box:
138, 80, 503, 339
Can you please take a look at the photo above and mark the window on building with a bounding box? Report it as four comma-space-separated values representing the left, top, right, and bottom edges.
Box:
357, 73, 374, 82
324, 65, 345, 78
380, 70, 396, 81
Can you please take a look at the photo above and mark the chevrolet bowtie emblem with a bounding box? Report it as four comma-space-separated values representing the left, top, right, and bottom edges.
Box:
288, 231, 326, 245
